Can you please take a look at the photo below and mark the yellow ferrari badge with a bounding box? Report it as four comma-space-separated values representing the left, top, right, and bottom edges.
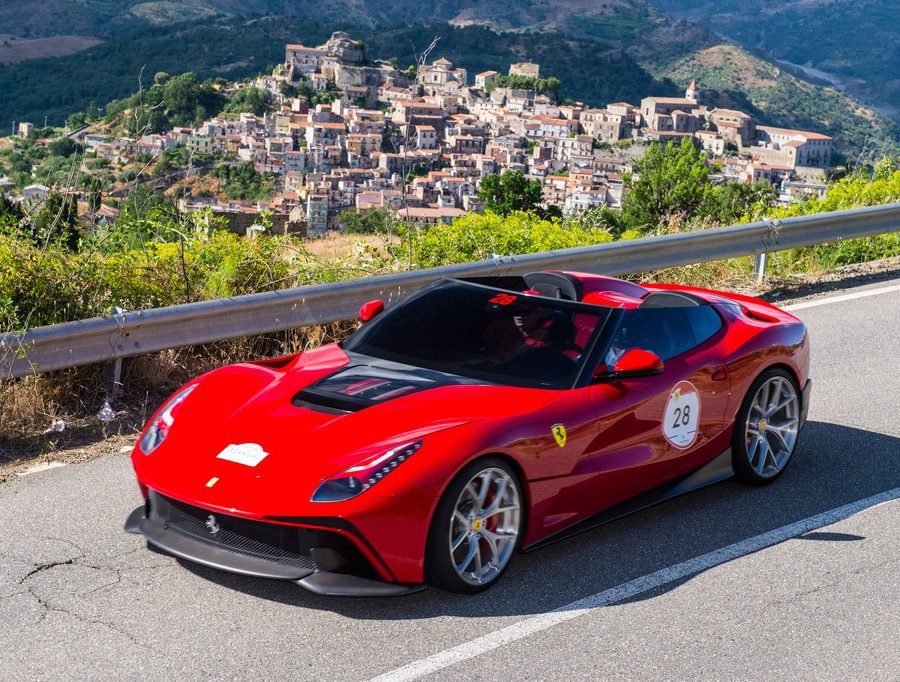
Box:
551, 423, 567, 448
205, 477, 219, 488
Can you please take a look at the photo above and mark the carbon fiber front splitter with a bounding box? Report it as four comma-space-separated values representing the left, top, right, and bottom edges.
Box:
125, 506, 425, 597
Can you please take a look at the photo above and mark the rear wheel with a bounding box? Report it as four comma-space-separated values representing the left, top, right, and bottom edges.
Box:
733, 368, 800, 484
426, 458, 523, 593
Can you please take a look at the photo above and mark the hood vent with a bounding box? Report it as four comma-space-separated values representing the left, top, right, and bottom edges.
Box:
292, 365, 445, 414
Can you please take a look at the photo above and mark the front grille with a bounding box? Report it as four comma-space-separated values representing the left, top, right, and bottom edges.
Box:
148, 491, 317, 570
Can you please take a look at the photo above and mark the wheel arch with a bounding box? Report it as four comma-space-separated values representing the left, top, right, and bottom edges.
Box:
424, 451, 531, 570
753, 362, 803, 406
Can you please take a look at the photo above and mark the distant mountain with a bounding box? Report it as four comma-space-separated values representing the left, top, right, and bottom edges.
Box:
0, 18, 676, 128
0, 0, 897, 156
646, 0, 899, 120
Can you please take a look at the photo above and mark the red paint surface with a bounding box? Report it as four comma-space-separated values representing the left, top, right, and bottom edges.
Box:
130, 274, 810, 584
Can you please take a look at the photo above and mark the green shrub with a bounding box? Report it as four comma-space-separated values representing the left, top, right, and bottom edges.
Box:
400, 211, 613, 268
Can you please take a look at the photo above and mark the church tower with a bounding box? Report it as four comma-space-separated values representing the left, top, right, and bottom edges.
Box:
685, 78, 699, 103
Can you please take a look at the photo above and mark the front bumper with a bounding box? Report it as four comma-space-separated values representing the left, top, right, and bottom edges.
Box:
124, 492, 424, 597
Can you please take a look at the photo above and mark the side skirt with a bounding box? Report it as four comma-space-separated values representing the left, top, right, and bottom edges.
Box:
523, 447, 735, 553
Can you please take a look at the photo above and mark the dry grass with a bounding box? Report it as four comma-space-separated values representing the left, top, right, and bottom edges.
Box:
0, 34, 102, 64
0, 320, 359, 461
303, 232, 392, 260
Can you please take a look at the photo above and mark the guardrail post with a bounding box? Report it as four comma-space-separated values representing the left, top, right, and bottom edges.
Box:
753, 252, 768, 284
102, 358, 123, 398
103, 306, 126, 398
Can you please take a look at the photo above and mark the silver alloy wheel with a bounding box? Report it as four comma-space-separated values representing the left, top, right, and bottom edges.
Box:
745, 376, 799, 477
449, 467, 521, 586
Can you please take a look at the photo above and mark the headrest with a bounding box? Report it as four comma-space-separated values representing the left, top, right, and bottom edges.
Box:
639, 291, 703, 308
522, 272, 583, 301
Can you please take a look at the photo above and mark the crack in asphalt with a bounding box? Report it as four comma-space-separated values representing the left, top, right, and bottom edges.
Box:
769, 556, 899, 605
18, 556, 81, 585
23, 582, 148, 649
14, 540, 150, 650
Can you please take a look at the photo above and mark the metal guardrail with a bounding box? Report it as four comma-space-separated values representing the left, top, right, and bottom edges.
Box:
2, 203, 899, 380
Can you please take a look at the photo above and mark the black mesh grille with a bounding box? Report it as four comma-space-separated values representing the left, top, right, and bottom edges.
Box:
148, 491, 317, 570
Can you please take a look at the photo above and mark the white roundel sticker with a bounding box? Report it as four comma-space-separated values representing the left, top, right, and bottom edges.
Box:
663, 381, 701, 449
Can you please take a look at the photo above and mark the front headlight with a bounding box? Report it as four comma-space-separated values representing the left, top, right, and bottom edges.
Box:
311, 440, 422, 502
138, 384, 197, 455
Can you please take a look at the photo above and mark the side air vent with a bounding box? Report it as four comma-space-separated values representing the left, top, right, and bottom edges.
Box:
742, 306, 781, 324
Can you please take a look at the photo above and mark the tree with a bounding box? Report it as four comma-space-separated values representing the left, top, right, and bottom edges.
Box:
340, 207, 395, 234
48, 137, 81, 158
29, 193, 80, 251
224, 88, 273, 116
703, 181, 776, 224
622, 139, 712, 229
0, 194, 23, 227
477, 171, 543, 216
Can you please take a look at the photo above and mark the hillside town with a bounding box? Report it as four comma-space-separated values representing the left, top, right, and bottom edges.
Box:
3, 31, 834, 236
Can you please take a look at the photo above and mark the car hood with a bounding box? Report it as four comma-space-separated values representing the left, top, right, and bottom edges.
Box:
135, 343, 555, 512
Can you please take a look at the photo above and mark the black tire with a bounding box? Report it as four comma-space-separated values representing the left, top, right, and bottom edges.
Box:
425, 457, 524, 594
732, 367, 801, 485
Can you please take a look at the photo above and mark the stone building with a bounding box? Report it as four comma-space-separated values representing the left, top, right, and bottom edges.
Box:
417, 58, 468, 95
509, 62, 540, 78
475, 70, 498, 90
754, 126, 833, 168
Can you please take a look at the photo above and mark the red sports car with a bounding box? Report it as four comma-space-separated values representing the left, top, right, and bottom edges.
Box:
125, 271, 811, 595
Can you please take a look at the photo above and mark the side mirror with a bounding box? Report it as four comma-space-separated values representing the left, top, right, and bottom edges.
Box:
594, 348, 664, 381
359, 299, 385, 323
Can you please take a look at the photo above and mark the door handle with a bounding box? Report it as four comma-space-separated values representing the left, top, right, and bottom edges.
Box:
711, 367, 728, 381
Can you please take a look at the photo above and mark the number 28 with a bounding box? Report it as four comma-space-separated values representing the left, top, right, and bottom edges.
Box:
672, 405, 691, 428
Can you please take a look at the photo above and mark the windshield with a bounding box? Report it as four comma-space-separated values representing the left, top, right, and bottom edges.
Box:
342, 279, 614, 389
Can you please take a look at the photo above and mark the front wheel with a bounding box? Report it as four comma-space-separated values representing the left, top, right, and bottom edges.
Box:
426, 458, 523, 593
733, 368, 801, 484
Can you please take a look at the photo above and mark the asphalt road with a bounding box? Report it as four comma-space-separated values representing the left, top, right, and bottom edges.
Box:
1, 277, 898, 681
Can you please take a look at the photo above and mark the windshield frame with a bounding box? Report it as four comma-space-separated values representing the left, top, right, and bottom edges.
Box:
341, 278, 620, 390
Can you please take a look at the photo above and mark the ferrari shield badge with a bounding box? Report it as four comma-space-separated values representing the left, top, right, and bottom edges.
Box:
216, 443, 269, 467
551, 423, 567, 448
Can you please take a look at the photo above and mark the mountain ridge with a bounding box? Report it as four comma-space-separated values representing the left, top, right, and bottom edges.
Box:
0, 1, 896, 156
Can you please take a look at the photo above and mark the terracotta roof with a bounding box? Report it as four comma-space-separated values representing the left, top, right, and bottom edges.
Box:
712, 108, 751, 119
758, 125, 832, 141
642, 97, 696, 105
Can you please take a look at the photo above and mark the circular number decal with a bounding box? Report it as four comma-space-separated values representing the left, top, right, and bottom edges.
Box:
663, 381, 701, 449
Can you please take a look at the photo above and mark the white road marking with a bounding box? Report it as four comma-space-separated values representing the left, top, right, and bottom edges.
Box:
18, 461, 68, 476
782, 283, 900, 311
369, 488, 900, 682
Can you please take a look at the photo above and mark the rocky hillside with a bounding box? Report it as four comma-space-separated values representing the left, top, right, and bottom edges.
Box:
647, 0, 899, 121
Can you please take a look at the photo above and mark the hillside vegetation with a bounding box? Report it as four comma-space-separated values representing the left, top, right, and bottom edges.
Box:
647, 0, 900, 120
0, 0, 897, 156
0, 18, 674, 130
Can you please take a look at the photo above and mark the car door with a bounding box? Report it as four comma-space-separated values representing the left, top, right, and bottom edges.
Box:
559, 301, 733, 518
